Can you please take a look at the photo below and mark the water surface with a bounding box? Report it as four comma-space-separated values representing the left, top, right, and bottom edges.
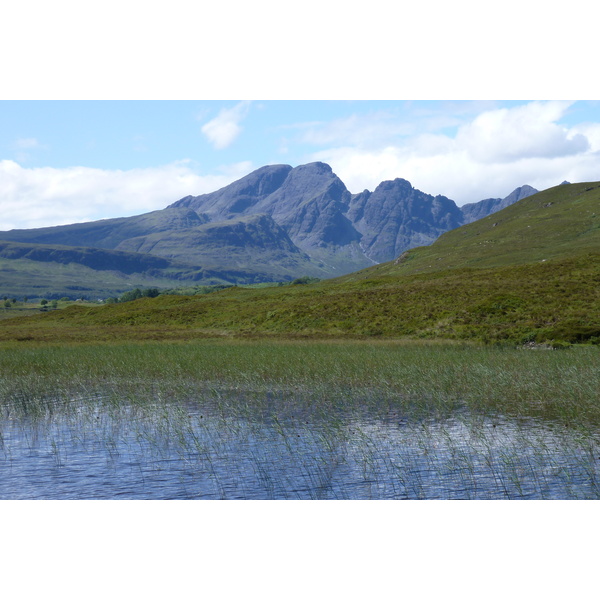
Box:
1, 394, 598, 499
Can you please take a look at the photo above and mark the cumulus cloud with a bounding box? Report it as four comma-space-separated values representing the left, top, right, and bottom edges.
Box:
309, 101, 599, 204
570, 121, 600, 153
0, 160, 253, 230
201, 101, 251, 149
455, 101, 589, 163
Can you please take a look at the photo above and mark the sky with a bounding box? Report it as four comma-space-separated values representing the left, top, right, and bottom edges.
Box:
2, 99, 600, 230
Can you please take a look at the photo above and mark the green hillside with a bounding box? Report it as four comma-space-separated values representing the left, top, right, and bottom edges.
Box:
366, 181, 600, 277
0, 240, 228, 299
114, 214, 330, 280
2, 182, 599, 345
0, 214, 329, 299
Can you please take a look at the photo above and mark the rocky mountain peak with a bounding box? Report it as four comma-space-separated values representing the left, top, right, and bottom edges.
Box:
169, 164, 293, 219
460, 185, 539, 224
373, 178, 414, 194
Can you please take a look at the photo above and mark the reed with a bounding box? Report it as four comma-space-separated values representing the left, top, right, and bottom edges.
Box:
1, 339, 599, 499
1, 340, 599, 424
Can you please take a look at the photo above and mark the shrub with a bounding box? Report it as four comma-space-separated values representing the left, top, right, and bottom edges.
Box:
550, 340, 572, 350
545, 321, 600, 344
290, 276, 320, 285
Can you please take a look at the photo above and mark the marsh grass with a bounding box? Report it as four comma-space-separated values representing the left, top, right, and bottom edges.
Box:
1, 339, 599, 423
1, 340, 599, 498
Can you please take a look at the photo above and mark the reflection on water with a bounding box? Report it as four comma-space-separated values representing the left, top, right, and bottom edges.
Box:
1, 396, 599, 499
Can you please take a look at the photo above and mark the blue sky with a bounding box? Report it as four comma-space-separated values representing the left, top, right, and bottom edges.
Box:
2, 100, 600, 230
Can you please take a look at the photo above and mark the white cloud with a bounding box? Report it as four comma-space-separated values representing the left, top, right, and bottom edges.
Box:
0, 160, 253, 231
455, 101, 589, 163
200, 101, 251, 149
570, 121, 600, 153
309, 101, 600, 204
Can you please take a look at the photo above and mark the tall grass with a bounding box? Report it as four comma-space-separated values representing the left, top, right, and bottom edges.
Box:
1, 340, 599, 424
1, 340, 599, 499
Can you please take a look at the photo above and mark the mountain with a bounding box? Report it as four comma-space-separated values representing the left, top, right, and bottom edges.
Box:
170, 162, 367, 272
173, 164, 294, 219
460, 185, 538, 224
0, 214, 328, 299
5, 181, 599, 345
0, 236, 276, 300
0, 240, 174, 273
170, 161, 536, 266
347, 178, 464, 262
379, 181, 600, 275
0, 161, 539, 299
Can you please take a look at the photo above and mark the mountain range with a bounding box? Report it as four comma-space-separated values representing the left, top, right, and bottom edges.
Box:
0, 161, 538, 299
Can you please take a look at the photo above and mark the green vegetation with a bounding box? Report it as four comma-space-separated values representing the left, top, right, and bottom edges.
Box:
0, 253, 191, 300
290, 276, 321, 285
1, 250, 598, 344
1, 339, 599, 426
0, 211, 329, 299
0, 297, 102, 321
106, 287, 161, 304
2, 182, 599, 500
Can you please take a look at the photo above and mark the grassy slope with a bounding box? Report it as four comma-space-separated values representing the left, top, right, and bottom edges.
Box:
377, 181, 600, 275
0, 223, 326, 299
0, 255, 206, 300
1, 182, 599, 345
115, 214, 330, 280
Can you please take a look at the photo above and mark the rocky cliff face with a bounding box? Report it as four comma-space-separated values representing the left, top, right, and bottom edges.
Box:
347, 178, 464, 262
173, 164, 293, 219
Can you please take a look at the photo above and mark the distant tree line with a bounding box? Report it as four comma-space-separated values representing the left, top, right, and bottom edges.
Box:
105, 288, 161, 304
2, 296, 62, 310
289, 276, 321, 285
39, 299, 59, 311
103, 278, 322, 304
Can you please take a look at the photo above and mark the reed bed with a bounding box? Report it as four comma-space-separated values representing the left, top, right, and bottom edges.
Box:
1, 340, 599, 499
1, 340, 599, 423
